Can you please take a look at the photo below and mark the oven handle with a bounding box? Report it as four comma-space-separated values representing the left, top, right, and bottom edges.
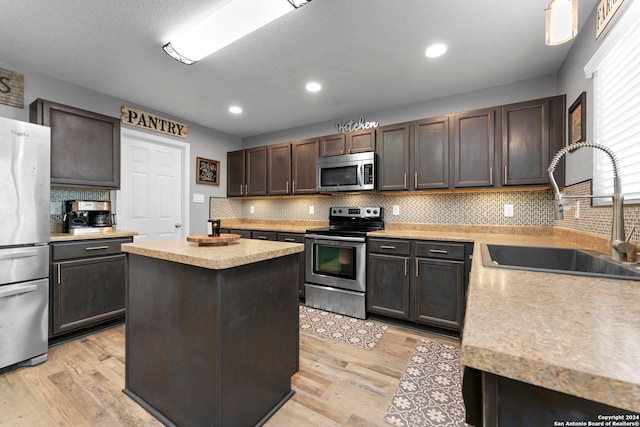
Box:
305, 234, 366, 243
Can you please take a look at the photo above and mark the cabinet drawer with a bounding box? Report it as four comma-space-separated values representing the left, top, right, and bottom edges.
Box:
368, 238, 411, 256
251, 231, 277, 241
52, 237, 132, 261
228, 229, 251, 239
277, 233, 304, 243
415, 241, 465, 260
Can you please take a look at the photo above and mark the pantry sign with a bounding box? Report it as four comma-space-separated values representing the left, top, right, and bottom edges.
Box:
0, 67, 24, 109
121, 106, 188, 138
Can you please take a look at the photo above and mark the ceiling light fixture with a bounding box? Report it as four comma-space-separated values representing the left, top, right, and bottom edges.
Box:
545, 0, 578, 46
229, 106, 243, 114
163, 0, 311, 65
306, 82, 322, 92
425, 43, 447, 58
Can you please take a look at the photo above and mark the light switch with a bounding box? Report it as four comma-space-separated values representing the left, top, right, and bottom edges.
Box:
193, 193, 205, 203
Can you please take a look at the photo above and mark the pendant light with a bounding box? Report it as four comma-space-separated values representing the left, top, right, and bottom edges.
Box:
545, 0, 578, 46
164, 0, 310, 64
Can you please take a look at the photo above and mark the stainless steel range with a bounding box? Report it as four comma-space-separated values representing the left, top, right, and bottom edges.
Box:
304, 206, 384, 319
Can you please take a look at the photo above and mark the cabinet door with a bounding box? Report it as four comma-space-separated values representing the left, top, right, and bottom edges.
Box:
415, 258, 464, 331
319, 134, 346, 157
268, 143, 291, 195
347, 129, 375, 154
292, 138, 319, 194
501, 98, 550, 186
245, 146, 267, 196
454, 108, 495, 188
51, 254, 126, 336
376, 123, 410, 191
413, 116, 449, 189
367, 253, 410, 320
30, 99, 121, 189
227, 150, 245, 197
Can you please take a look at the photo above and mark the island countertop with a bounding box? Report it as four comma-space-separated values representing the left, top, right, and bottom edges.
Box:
121, 238, 303, 270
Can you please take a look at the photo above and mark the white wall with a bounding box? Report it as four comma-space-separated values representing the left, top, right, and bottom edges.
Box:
0, 59, 242, 235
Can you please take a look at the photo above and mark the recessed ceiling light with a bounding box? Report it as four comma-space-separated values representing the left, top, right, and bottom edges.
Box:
229, 106, 243, 114
306, 82, 322, 92
425, 44, 447, 58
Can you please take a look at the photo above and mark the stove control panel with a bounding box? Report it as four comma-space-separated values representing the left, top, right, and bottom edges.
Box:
330, 206, 382, 218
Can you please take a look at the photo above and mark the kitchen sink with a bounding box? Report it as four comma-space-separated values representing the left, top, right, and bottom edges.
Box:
481, 244, 640, 281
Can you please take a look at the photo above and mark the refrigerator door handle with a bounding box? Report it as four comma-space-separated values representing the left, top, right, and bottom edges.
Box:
0, 250, 39, 260
0, 284, 38, 299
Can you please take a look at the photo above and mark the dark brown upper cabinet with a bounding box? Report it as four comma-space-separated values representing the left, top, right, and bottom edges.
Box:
291, 138, 319, 194
499, 95, 565, 187
376, 123, 411, 191
267, 143, 291, 195
412, 116, 450, 189
29, 98, 121, 189
226, 147, 267, 197
453, 108, 496, 188
319, 129, 375, 157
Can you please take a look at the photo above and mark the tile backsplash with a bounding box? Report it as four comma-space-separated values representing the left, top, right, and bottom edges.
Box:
210, 189, 556, 227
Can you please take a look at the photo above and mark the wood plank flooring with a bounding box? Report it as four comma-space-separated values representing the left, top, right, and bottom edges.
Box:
0, 321, 458, 427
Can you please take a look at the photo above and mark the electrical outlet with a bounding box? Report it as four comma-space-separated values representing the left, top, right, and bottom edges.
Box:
575, 201, 580, 219
250, 205, 255, 214
309, 205, 314, 215
392, 205, 400, 215
504, 204, 514, 217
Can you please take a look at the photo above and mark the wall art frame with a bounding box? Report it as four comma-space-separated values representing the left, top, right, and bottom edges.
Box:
196, 156, 220, 186
568, 92, 586, 145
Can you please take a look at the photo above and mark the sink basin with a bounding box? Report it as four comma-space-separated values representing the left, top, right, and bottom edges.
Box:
481, 244, 640, 281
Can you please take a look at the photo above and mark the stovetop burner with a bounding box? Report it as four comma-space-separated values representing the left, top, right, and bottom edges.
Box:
306, 206, 384, 236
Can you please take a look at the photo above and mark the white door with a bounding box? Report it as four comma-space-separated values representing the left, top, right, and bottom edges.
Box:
117, 128, 189, 242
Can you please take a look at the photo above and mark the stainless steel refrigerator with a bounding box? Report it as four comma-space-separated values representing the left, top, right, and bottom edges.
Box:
0, 116, 50, 370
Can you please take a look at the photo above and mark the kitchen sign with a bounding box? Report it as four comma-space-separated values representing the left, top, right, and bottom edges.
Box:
335, 116, 378, 133
0, 67, 24, 109
596, 0, 625, 39
121, 106, 188, 138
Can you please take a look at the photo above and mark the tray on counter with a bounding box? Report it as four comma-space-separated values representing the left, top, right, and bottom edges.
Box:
186, 234, 241, 246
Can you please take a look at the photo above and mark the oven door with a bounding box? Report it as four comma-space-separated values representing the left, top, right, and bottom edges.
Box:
304, 234, 366, 292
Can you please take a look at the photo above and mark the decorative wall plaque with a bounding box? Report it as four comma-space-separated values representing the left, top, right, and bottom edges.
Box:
0, 67, 24, 109
335, 116, 379, 133
196, 157, 220, 185
596, 0, 625, 39
121, 105, 188, 138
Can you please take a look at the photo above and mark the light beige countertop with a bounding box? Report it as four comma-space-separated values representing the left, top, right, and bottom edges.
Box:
50, 230, 138, 242
369, 229, 640, 412
121, 238, 303, 270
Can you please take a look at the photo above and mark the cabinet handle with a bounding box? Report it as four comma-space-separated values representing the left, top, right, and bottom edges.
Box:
380, 245, 396, 250
504, 165, 508, 185
414, 172, 418, 188
293, 181, 296, 193
256, 236, 269, 240
403, 173, 407, 190
489, 166, 493, 186
240, 184, 244, 195
429, 249, 448, 254
57, 263, 61, 285
245, 184, 248, 194
85, 246, 109, 251
286, 181, 289, 194
404, 258, 408, 277
284, 238, 296, 242
415, 258, 419, 278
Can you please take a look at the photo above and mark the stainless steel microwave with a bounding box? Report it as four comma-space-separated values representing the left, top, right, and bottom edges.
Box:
316, 152, 376, 192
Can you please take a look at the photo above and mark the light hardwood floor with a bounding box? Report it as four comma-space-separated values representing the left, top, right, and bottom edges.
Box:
0, 321, 458, 427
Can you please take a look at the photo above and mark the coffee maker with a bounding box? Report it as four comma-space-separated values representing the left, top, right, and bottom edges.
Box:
63, 200, 116, 234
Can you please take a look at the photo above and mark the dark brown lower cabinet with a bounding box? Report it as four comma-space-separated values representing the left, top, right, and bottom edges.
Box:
367, 238, 472, 333
463, 368, 638, 426
50, 237, 132, 340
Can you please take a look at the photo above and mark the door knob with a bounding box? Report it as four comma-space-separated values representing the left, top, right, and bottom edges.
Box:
175, 223, 182, 228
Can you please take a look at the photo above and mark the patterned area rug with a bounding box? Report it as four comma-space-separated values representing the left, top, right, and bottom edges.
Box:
298, 305, 388, 350
384, 340, 466, 427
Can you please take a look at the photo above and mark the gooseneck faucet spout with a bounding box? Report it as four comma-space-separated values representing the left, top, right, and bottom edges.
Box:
548, 141, 632, 263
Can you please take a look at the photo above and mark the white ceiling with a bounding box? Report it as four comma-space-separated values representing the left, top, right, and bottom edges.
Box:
1, 0, 597, 138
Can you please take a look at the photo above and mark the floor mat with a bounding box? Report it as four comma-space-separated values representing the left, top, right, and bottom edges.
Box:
299, 305, 387, 350
384, 339, 466, 427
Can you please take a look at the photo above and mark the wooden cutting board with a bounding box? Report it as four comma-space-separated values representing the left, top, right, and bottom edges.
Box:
186, 233, 241, 246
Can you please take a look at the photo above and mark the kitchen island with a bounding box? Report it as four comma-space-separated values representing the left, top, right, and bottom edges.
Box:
121, 238, 303, 427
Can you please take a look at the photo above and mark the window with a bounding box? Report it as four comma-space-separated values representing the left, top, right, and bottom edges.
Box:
584, 0, 640, 205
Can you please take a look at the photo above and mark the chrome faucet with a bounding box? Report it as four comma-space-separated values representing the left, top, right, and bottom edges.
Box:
548, 141, 634, 263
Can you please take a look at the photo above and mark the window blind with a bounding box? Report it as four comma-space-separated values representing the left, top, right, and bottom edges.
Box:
584, 0, 640, 205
